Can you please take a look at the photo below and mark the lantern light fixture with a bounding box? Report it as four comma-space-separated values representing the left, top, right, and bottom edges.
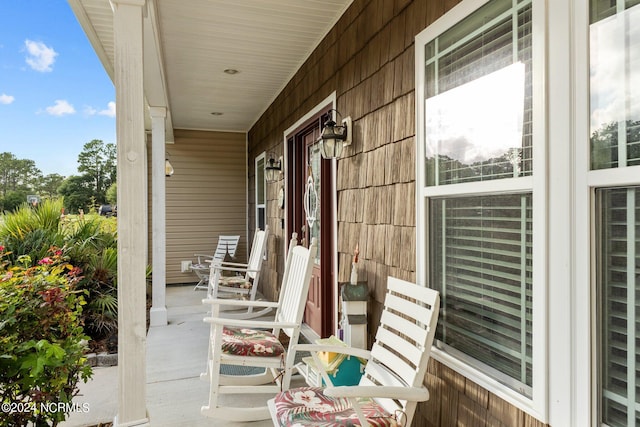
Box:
265, 155, 283, 182
319, 109, 352, 159
165, 153, 174, 177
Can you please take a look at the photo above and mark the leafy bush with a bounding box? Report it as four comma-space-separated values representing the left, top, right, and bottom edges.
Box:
0, 199, 64, 266
0, 248, 92, 426
63, 216, 118, 341
0, 199, 119, 351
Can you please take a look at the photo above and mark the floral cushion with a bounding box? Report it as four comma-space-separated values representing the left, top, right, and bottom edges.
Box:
273, 386, 398, 427
221, 327, 284, 357
219, 276, 252, 289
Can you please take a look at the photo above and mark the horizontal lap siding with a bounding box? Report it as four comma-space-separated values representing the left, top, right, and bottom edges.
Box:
247, 1, 547, 426
150, 129, 247, 285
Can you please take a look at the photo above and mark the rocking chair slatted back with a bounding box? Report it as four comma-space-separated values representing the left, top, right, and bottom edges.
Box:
268, 277, 439, 427
245, 226, 268, 280
213, 235, 240, 262
276, 239, 317, 338
362, 277, 440, 420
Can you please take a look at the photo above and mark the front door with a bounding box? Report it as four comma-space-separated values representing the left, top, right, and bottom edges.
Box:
287, 114, 334, 338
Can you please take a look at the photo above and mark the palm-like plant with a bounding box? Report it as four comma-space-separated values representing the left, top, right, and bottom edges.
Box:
0, 198, 120, 348
0, 199, 64, 265
64, 218, 118, 340
82, 247, 118, 336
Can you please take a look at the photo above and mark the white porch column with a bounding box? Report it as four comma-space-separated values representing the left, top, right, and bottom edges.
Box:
111, 0, 149, 425
149, 106, 168, 327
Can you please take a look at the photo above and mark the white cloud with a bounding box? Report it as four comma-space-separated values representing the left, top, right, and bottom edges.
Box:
85, 101, 116, 118
24, 39, 57, 72
98, 101, 116, 117
0, 94, 14, 104
45, 100, 76, 116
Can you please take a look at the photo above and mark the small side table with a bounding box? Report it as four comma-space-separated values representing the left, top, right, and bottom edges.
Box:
340, 281, 368, 349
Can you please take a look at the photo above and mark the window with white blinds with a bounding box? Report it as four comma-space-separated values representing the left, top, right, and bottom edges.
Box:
430, 194, 533, 390
596, 187, 640, 427
421, 0, 535, 396
591, 2, 640, 426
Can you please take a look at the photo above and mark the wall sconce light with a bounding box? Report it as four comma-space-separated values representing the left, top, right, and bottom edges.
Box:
319, 109, 352, 159
265, 155, 282, 182
165, 153, 174, 177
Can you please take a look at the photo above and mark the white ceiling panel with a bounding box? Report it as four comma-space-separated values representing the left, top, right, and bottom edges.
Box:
69, 0, 353, 134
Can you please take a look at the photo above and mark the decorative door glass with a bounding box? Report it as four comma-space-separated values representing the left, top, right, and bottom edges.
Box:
307, 141, 322, 263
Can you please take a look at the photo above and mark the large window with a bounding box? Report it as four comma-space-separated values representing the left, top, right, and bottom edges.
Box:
591, 2, 640, 426
416, 0, 541, 406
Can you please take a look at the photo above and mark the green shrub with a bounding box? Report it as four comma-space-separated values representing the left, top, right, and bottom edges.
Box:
63, 217, 118, 340
0, 201, 119, 349
0, 199, 64, 266
0, 247, 92, 427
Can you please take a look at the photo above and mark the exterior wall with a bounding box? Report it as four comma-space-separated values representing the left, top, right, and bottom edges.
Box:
247, 1, 551, 426
150, 129, 248, 285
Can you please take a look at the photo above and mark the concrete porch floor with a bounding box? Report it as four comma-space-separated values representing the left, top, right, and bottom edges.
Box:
61, 285, 288, 427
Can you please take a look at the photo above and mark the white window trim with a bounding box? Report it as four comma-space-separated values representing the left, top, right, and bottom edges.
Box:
255, 151, 266, 231
572, 4, 594, 425
415, 0, 548, 421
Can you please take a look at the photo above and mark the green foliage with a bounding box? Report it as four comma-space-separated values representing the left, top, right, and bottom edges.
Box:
66, 227, 119, 337
105, 183, 117, 205
57, 215, 118, 339
39, 174, 66, 198
0, 145, 118, 214
0, 152, 42, 199
77, 140, 116, 203
0, 199, 64, 265
0, 248, 92, 427
0, 190, 28, 213
0, 201, 119, 347
57, 175, 94, 214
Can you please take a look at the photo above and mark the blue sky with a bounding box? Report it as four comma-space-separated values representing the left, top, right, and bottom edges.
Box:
0, 0, 115, 177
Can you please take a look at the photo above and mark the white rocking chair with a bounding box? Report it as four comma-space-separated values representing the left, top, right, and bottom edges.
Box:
205, 226, 270, 319
268, 277, 440, 427
200, 234, 317, 422
192, 234, 240, 290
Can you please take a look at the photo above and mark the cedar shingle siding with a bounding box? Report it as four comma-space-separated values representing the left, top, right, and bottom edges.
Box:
247, 1, 548, 425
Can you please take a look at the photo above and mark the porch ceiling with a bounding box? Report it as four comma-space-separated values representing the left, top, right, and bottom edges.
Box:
68, 0, 353, 140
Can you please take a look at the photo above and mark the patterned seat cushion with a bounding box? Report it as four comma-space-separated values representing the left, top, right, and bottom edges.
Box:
273, 386, 398, 427
221, 327, 284, 357
219, 276, 252, 289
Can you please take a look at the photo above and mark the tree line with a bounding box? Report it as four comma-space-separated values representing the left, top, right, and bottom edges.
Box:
0, 139, 116, 213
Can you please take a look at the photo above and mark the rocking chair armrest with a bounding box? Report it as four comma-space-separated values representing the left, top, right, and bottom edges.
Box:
207, 260, 249, 268
211, 265, 260, 274
292, 344, 371, 361
203, 316, 298, 330
194, 253, 213, 259
202, 298, 279, 308
324, 385, 430, 402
